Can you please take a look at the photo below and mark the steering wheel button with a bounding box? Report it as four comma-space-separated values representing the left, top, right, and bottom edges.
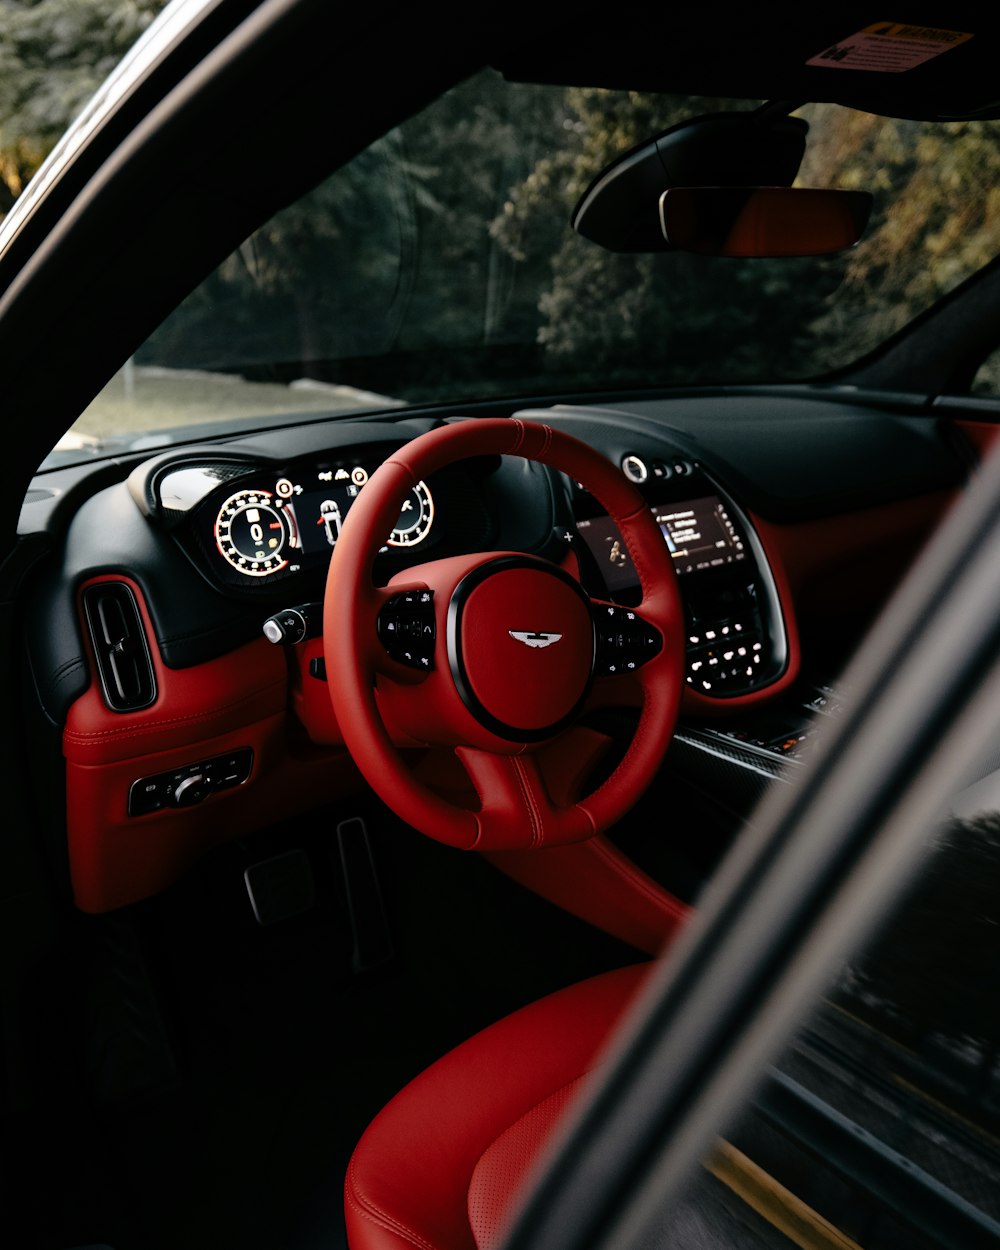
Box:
378, 592, 436, 670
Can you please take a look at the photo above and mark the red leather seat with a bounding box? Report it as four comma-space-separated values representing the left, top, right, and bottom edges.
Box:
344, 964, 648, 1250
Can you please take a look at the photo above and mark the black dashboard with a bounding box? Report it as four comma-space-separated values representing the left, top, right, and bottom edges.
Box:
105, 420, 791, 702
20, 395, 966, 726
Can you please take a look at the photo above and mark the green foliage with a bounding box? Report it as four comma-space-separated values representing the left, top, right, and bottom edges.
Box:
804, 109, 1000, 363
141, 71, 575, 389
487, 91, 1000, 386
38, 60, 1000, 420
0, 0, 165, 208
143, 137, 419, 370
489, 88, 857, 386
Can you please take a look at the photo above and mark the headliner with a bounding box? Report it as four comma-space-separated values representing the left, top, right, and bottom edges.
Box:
494, 7, 1000, 120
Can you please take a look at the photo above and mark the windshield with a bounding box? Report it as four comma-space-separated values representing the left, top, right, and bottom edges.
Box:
48, 70, 1000, 466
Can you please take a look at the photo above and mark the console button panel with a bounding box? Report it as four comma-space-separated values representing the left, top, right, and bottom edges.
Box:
684, 583, 769, 695
128, 748, 254, 816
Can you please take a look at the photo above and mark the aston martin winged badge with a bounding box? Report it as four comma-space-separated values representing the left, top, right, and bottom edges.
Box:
509, 631, 563, 649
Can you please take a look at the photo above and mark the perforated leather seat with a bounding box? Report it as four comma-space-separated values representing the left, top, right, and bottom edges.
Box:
344, 964, 647, 1250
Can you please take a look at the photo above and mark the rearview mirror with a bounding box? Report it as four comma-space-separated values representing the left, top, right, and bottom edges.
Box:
571, 111, 810, 252
659, 187, 873, 257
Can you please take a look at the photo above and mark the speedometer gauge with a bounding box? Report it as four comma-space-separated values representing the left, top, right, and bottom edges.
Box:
388, 480, 434, 548
215, 488, 294, 577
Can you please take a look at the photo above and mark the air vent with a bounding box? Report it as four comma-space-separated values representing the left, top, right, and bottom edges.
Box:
82, 583, 157, 712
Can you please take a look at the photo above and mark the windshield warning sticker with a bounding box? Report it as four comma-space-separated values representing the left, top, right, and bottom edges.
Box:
807, 22, 973, 73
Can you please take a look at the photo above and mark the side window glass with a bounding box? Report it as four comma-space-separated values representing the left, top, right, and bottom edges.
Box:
666, 809, 1000, 1249
971, 347, 1000, 396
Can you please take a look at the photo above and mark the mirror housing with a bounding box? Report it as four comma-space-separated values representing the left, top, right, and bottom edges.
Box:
572, 111, 809, 252
659, 186, 873, 257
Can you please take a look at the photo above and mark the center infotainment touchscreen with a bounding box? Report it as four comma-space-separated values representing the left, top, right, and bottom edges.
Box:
576, 495, 746, 593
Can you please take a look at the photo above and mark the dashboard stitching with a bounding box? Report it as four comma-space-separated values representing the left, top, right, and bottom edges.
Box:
46, 657, 87, 692
64, 679, 286, 743
156, 623, 259, 645
49, 656, 83, 681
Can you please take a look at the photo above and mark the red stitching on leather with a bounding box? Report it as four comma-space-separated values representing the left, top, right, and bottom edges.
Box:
619, 515, 658, 598
512, 756, 543, 848
383, 457, 419, 488
346, 1155, 440, 1250
63, 680, 285, 743
509, 418, 527, 454
573, 801, 597, 838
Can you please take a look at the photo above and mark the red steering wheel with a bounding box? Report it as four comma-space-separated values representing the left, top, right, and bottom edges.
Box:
323, 418, 684, 851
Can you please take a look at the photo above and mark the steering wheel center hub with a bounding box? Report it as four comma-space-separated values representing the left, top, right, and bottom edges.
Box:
446, 557, 594, 741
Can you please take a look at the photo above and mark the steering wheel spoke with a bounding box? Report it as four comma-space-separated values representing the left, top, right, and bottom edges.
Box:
456, 746, 595, 850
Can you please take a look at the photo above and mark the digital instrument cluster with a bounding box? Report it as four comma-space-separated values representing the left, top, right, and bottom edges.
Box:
208, 462, 434, 581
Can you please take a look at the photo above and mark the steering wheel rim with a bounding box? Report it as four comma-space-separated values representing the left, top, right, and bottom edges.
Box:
323, 417, 685, 851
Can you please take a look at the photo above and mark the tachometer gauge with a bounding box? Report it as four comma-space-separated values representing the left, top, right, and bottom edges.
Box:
215, 488, 294, 577
388, 480, 434, 547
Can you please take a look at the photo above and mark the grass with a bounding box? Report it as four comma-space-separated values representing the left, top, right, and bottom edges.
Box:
62, 365, 399, 443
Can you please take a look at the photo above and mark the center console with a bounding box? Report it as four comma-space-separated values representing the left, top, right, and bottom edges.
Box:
567, 449, 846, 841
572, 458, 789, 697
